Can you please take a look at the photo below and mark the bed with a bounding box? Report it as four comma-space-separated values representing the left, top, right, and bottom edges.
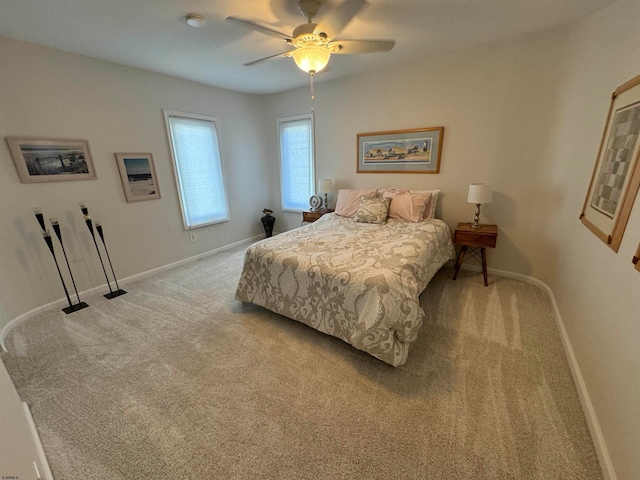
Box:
235, 208, 455, 367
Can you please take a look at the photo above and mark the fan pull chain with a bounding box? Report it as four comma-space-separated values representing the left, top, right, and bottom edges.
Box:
309, 71, 315, 112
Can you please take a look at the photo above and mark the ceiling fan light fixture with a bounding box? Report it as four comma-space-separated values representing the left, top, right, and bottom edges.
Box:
292, 46, 330, 73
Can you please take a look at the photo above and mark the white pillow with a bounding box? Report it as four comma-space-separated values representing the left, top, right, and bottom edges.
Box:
335, 188, 378, 217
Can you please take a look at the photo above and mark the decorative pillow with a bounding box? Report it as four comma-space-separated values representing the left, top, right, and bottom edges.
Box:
382, 189, 432, 222
354, 196, 391, 224
412, 189, 440, 220
335, 188, 378, 217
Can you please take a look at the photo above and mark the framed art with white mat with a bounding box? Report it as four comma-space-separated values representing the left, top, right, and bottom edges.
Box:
115, 152, 161, 202
580, 73, 640, 252
6, 137, 96, 183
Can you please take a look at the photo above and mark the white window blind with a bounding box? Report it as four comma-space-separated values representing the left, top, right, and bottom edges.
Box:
164, 111, 229, 229
278, 115, 314, 211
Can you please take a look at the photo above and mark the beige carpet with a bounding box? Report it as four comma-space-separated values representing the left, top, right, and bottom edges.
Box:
4, 245, 602, 479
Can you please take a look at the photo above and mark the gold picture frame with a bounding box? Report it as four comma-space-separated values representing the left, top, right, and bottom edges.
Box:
6, 137, 96, 183
580, 74, 640, 252
115, 152, 161, 202
357, 127, 444, 174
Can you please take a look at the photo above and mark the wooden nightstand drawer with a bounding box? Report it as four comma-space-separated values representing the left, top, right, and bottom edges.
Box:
302, 210, 334, 223
454, 231, 497, 248
453, 223, 498, 248
303, 211, 322, 223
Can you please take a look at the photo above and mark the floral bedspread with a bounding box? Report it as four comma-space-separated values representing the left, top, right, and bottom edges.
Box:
235, 213, 455, 366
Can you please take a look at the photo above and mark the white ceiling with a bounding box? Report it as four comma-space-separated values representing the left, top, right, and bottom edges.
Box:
0, 0, 614, 95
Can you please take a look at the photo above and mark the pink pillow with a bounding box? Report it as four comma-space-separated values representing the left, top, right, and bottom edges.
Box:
412, 189, 440, 220
335, 188, 378, 217
382, 189, 432, 222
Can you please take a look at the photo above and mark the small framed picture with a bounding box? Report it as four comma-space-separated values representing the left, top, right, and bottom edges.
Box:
6, 137, 97, 183
115, 152, 161, 202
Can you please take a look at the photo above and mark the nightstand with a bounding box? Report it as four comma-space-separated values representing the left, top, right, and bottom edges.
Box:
302, 209, 334, 224
452, 223, 498, 286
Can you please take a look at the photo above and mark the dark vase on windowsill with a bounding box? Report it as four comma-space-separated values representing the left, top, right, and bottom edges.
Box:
261, 209, 275, 238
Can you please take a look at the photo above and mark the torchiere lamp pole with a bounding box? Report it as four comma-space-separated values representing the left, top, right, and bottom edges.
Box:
33, 207, 87, 314
50, 218, 89, 312
94, 220, 126, 298
80, 202, 125, 299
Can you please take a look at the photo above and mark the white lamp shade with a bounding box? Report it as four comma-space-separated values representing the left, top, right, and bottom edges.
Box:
318, 179, 334, 193
467, 183, 493, 204
292, 47, 331, 73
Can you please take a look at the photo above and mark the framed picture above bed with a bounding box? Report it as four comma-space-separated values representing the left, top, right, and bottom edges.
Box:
115, 152, 161, 202
357, 127, 444, 174
580, 73, 640, 252
6, 137, 96, 183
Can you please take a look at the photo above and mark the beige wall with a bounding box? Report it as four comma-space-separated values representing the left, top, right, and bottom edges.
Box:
542, 1, 640, 478
1, 1, 639, 476
0, 37, 270, 328
263, 27, 571, 279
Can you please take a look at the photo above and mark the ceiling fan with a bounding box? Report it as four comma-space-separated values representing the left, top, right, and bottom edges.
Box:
226, 0, 395, 73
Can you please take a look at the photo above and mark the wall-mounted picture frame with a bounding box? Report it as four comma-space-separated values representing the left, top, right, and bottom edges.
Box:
633, 243, 640, 272
580, 74, 640, 252
357, 127, 444, 174
115, 152, 161, 202
6, 137, 96, 183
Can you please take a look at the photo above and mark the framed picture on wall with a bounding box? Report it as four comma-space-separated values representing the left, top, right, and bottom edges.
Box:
580, 73, 640, 252
357, 127, 444, 173
115, 152, 161, 202
6, 137, 97, 183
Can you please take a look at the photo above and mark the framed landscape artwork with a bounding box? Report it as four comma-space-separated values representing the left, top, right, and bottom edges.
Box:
580, 73, 640, 252
357, 127, 444, 173
115, 153, 161, 202
6, 137, 96, 183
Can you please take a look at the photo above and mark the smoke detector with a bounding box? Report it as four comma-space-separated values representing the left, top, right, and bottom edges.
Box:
186, 14, 205, 28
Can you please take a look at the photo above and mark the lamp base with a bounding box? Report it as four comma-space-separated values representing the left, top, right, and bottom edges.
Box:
104, 289, 127, 299
62, 301, 90, 314
471, 203, 482, 228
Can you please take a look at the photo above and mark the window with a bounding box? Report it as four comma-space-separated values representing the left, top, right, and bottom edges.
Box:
164, 110, 229, 229
278, 114, 314, 212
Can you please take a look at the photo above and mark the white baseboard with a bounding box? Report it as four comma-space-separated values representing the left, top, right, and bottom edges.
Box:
0, 234, 263, 352
457, 263, 616, 480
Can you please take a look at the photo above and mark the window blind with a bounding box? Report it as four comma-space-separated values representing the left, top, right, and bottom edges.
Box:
279, 116, 314, 211
166, 114, 229, 228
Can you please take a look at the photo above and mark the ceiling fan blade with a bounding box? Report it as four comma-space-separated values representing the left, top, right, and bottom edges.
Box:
226, 16, 292, 42
314, 0, 366, 41
331, 39, 395, 54
243, 51, 292, 67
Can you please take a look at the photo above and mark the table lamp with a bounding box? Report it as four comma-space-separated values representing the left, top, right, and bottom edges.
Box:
467, 183, 492, 227
318, 179, 334, 210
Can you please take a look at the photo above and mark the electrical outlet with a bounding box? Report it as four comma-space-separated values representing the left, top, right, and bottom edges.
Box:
189, 232, 197, 242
